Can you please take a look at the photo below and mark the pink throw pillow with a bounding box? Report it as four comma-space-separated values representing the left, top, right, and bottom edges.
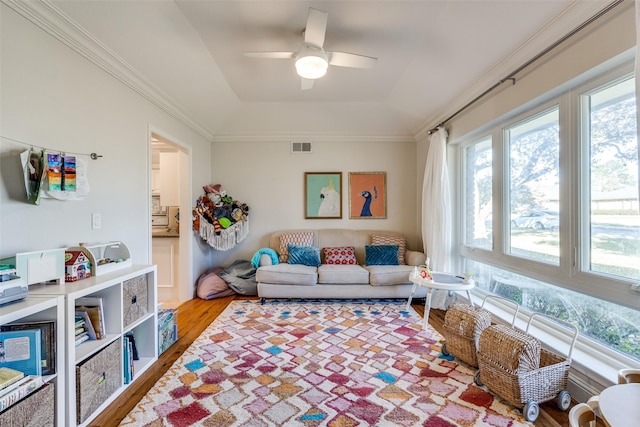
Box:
278, 232, 314, 262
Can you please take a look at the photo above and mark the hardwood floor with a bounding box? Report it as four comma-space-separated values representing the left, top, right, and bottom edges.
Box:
91, 296, 593, 426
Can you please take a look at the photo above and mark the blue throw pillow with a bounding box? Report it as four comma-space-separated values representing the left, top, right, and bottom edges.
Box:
287, 244, 321, 267
365, 245, 399, 265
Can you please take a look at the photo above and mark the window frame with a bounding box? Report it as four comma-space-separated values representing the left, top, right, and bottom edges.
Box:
503, 105, 562, 266
454, 61, 638, 312
461, 135, 493, 251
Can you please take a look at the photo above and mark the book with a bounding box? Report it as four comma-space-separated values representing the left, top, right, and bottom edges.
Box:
123, 336, 131, 384
75, 306, 103, 339
0, 367, 24, 390
124, 332, 139, 361
74, 334, 89, 347
0, 376, 44, 411
76, 296, 105, 339
0, 374, 31, 397
0, 330, 42, 376
74, 310, 97, 340
1, 320, 56, 376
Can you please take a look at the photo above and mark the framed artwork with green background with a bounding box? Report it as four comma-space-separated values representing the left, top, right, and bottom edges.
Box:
304, 172, 342, 219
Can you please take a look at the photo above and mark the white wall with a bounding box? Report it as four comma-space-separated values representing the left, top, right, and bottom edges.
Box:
207, 138, 419, 268
445, 2, 636, 142
0, 4, 212, 295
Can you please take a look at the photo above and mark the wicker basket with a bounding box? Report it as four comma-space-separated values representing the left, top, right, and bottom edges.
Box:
123, 274, 148, 327
76, 340, 122, 424
442, 303, 491, 367
0, 382, 54, 427
477, 322, 571, 409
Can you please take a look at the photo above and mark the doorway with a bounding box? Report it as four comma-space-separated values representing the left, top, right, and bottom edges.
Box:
150, 131, 191, 306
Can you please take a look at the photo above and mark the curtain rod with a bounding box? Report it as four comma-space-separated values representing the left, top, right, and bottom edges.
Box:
428, 0, 626, 135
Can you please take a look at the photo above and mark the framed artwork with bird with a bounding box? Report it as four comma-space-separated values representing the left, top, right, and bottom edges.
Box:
304, 172, 342, 219
349, 172, 387, 219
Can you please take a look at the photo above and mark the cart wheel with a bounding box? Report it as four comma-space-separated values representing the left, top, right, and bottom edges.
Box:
441, 342, 449, 356
523, 401, 540, 423
474, 371, 483, 387
556, 390, 571, 411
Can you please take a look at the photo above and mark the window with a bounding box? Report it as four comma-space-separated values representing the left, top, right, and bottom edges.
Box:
463, 137, 492, 250
457, 64, 640, 363
465, 259, 640, 361
506, 108, 560, 264
582, 77, 640, 281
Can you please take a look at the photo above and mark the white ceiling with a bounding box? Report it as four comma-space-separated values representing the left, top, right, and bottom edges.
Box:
49, 1, 608, 140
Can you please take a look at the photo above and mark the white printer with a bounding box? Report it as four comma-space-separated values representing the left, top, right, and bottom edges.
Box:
0, 248, 65, 305
0, 267, 27, 305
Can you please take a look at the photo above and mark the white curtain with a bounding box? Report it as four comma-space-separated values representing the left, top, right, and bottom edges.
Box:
636, 1, 640, 209
421, 126, 452, 272
421, 127, 453, 308
636, 1, 640, 180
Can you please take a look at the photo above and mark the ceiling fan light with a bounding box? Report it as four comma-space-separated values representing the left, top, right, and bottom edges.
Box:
295, 44, 328, 79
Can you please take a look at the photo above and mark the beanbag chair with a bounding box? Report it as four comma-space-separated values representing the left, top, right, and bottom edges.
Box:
196, 267, 236, 300
219, 260, 258, 296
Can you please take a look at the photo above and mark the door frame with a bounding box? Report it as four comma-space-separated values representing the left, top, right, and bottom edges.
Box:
148, 126, 193, 304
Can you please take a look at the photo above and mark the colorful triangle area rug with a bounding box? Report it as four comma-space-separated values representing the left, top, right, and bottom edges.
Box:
121, 299, 531, 427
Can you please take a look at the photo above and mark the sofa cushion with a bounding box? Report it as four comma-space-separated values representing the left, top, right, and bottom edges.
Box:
288, 244, 321, 267
323, 246, 357, 265
279, 232, 314, 262
365, 245, 399, 265
372, 234, 407, 265
365, 265, 414, 286
318, 264, 370, 284
256, 264, 318, 286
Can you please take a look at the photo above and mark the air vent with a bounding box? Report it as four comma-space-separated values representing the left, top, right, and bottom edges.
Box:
291, 141, 312, 153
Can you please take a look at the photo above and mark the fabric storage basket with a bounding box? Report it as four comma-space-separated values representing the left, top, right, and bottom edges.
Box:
0, 382, 54, 427
442, 303, 491, 367
158, 308, 178, 354
76, 340, 122, 424
123, 274, 148, 327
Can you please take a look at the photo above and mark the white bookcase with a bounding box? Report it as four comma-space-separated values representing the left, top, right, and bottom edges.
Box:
29, 264, 157, 427
0, 294, 65, 427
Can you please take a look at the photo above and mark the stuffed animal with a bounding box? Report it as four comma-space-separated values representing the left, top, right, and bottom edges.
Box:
193, 184, 250, 236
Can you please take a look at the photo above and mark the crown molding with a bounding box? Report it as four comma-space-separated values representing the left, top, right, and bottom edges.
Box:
3, 0, 214, 141
413, 0, 620, 141
211, 133, 416, 144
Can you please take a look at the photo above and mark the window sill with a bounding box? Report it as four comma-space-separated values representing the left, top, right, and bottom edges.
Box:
465, 290, 640, 401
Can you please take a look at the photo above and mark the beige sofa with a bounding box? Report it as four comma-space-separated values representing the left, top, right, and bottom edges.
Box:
256, 229, 430, 301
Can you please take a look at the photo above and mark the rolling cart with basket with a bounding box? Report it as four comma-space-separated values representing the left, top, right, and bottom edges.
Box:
475, 313, 579, 422
441, 295, 519, 367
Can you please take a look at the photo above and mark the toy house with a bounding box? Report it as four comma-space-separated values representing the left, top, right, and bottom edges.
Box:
65, 250, 91, 282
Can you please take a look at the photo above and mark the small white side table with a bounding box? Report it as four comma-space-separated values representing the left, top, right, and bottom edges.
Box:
406, 272, 475, 330
598, 383, 640, 427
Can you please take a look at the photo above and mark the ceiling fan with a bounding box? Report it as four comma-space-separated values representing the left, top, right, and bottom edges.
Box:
244, 7, 377, 90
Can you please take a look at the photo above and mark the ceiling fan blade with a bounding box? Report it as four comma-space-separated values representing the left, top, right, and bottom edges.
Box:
328, 51, 377, 69
301, 78, 315, 91
304, 8, 327, 48
244, 51, 295, 59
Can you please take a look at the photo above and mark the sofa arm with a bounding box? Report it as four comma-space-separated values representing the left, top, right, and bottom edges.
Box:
259, 253, 274, 267
405, 250, 428, 266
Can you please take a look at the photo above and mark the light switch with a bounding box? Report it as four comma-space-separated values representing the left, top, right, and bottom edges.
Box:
92, 213, 102, 229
